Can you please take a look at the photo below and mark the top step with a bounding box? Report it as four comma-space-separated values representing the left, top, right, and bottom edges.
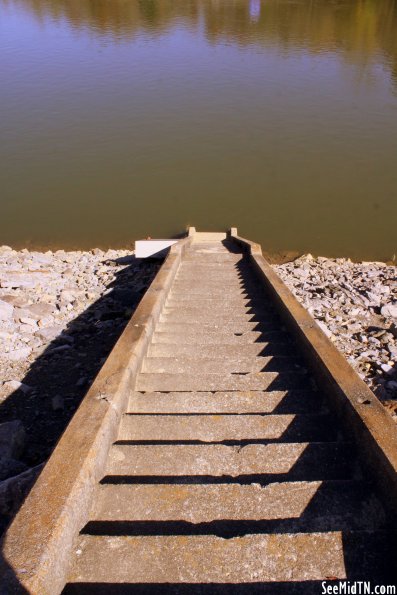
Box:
192, 232, 228, 243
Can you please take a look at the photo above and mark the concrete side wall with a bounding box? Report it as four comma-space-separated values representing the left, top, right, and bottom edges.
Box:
0, 235, 193, 594
230, 229, 397, 531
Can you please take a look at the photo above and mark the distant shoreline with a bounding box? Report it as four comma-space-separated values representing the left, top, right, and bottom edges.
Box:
1, 242, 395, 266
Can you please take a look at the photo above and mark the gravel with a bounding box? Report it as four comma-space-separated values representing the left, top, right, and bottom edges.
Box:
274, 254, 397, 419
0, 244, 160, 530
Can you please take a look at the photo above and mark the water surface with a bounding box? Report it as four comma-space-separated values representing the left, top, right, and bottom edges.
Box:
1, 0, 397, 259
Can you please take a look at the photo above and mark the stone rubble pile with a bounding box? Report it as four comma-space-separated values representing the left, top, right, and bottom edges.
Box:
0, 246, 138, 366
274, 255, 397, 419
0, 245, 159, 528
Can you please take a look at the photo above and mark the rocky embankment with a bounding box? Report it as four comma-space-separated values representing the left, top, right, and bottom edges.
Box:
0, 245, 159, 530
274, 255, 397, 416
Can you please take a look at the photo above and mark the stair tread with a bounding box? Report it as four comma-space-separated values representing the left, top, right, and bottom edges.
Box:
127, 391, 323, 414
105, 442, 354, 479
136, 371, 310, 391
66, 531, 389, 584
151, 331, 289, 345
142, 357, 305, 374
89, 480, 384, 532
148, 343, 295, 358
117, 413, 336, 442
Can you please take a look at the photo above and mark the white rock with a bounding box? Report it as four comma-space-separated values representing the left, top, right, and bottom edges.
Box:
37, 316, 55, 328
35, 326, 63, 342
0, 299, 14, 321
25, 302, 55, 319
19, 317, 37, 327
7, 347, 32, 361
381, 303, 397, 319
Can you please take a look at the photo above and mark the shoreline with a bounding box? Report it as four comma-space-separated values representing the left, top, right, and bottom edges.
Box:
0, 245, 396, 529
1, 242, 396, 267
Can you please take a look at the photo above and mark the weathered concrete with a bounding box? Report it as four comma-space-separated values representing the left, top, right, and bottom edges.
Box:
65, 533, 349, 583
147, 342, 294, 358
159, 316, 277, 327
127, 391, 322, 414
105, 442, 353, 479
142, 356, 301, 374
118, 413, 335, 442
156, 322, 281, 335
90, 480, 384, 531
151, 330, 287, 344
135, 371, 309, 391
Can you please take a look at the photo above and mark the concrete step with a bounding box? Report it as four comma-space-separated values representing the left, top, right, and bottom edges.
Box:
182, 255, 243, 262
191, 233, 228, 241
165, 295, 269, 304
177, 265, 242, 273
175, 269, 245, 277
173, 273, 249, 279
163, 307, 275, 319
172, 282, 260, 291
118, 413, 336, 442
157, 321, 281, 333
172, 275, 256, 284
165, 297, 268, 307
135, 371, 310, 392
160, 310, 274, 322
169, 288, 263, 297
142, 356, 303, 374
66, 531, 375, 585
174, 277, 247, 285
162, 305, 273, 316
147, 342, 295, 358
151, 331, 288, 345
105, 442, 354, 480
88, 480, 384, 533
127, 391, 324, 415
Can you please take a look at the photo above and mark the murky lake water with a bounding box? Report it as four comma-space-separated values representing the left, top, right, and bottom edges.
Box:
1, 0, 397, 259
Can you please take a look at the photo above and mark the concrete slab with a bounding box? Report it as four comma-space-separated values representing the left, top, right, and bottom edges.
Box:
135, 371, 309, 391
127, 391, 322, 414
105, 442, 353, 479
135, 240, 178, 259
157, 321, 280, 333
151, 331, 288, 345
147, 343, 295, 358
141, 356, 302, 374
160, 312, 274, 324
90, 480, 384, 531
66, 533, 348, 583
118, 413, 335, 442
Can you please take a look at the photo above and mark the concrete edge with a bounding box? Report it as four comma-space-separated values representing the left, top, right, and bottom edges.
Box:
230, 230, 397, 528
0, 234, 193, 594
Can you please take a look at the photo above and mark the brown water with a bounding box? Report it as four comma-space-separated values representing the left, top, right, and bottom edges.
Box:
1, 0, 397, 259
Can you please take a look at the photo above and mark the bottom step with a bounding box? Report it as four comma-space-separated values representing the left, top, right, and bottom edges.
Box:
65, 531, 389, 590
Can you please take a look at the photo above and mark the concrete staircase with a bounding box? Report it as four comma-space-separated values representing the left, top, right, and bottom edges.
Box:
64, 235, 391, 593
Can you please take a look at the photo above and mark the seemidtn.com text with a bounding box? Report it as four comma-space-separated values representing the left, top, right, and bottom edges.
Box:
322, 582, 396, 595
